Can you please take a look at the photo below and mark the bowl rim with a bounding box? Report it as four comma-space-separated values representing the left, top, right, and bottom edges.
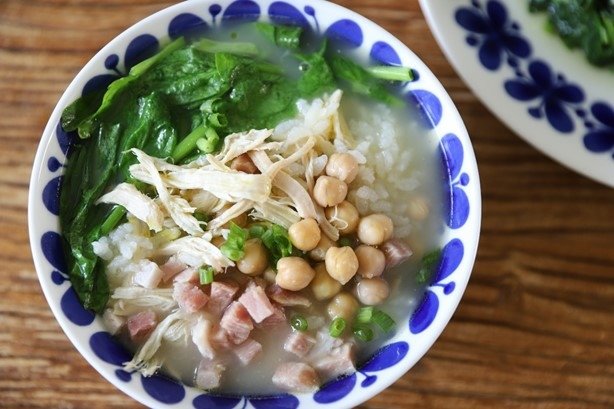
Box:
28, 0, 482, 407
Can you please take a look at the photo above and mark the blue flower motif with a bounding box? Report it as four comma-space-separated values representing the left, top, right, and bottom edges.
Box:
504, 60, 585, 133
584, 102, 614, 155
455, 0, 531, 70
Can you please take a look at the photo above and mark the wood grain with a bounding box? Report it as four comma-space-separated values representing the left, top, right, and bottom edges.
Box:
1, 1, 612, 408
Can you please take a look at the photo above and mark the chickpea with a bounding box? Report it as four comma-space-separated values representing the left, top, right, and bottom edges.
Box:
325, 153, 359, 184
309, 235, 336, 261
288, 218, 321, 251
236, 238, 268, 276
230, 153, 258, 174
263, 267, 277, 284
325, 246, 359, 284
355, 277, 390, 305
275, 257, 316, 291
324, 200, 359, 234
311, 263, 342, 301
220, 211, 248, 228
313, 176, 347, 208
357, 214, 394, 246
327, 292, 359, 321
355, 245, 386, 278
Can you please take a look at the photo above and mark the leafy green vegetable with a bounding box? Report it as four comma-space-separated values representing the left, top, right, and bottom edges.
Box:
295, 42, 336, 97
220, 223, 248, 261
416, 248, 442, 284
529, 0, 614, 68
328, 54, 403, 105
256, 22, 303, 49
367, 66, 414, 82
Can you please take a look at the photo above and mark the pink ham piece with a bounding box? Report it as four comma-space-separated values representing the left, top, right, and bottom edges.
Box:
220, 301, 253, 345
207, 281, 239, 316
266, 284, 311, 308
258, 304, 286, 329
173, 267, 198, 284
233, 339, 262, 365
192, 317, 215, 359
380, 239, 413, 269
195, 358, 225, 390
284, 331, 316, 358
211, 324, 232, 350
238, 281, 275, 323
272, 362, 320, 393
127, 310, 157, 341
173, 282, 208, 313
312, 343, 355, 380
161, 256, 187, 282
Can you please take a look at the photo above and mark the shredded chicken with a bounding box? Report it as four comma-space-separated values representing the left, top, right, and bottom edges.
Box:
97, 183, 164, 232
156, 236, 234, 272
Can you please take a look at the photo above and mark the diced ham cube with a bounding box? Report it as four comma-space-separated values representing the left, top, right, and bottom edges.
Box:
220, 301, 253, 345
284, 331, 316, 358
380, 239, 413, 269
233, 339, 262, 365
192, 316, 215, 359
195, 358, 225, 390
312, 343, 355, 380
102, 308, 124, 335
161, 256, 187, 282
126, 310, 157, 341
173, 267, 198, 283
257, 304, 286, 329
207, 281, 239, 316
211, 324, 233, 350
266, 284, 311, 308
272, 362, 320, 393
238, 281, 275, 323
173, 282, 208, 313
132, 259, 163, 289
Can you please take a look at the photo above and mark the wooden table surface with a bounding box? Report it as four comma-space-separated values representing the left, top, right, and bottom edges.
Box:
1, 1, 613, 408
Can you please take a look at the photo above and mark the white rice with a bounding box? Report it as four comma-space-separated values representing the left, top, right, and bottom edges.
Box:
344, 101, 420, 239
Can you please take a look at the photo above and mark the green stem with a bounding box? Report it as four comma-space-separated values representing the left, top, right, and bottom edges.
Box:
171, 124, 209, 162
367, 66, 414, 82
193, 38, 259, 56
99, 206, 126, 237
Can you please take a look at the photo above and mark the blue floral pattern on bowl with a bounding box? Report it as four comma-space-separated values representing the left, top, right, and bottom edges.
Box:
30, 1, 480, 407
455, 0, 614, 157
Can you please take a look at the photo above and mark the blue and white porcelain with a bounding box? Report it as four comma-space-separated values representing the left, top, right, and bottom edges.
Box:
420, 0, 614, 188
28, 1, 481, 408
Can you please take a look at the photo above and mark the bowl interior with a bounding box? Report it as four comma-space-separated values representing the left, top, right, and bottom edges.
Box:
28, 0, 481, 408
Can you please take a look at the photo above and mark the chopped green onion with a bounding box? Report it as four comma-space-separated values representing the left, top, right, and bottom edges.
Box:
416, 248, 442, 284
220, 222, 248, 261
354, 307, 395, 333
372, 309, 396, 333
329, 317, 346, 338
199, 266, 215, 285
353, 325, 374, 342
290, 314, 308, 332
196, 127, 220, 154
367, 66, 414, 82
355, 306, 374, 324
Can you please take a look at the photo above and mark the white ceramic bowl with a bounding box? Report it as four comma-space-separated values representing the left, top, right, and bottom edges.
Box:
28, 1, 481, 408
